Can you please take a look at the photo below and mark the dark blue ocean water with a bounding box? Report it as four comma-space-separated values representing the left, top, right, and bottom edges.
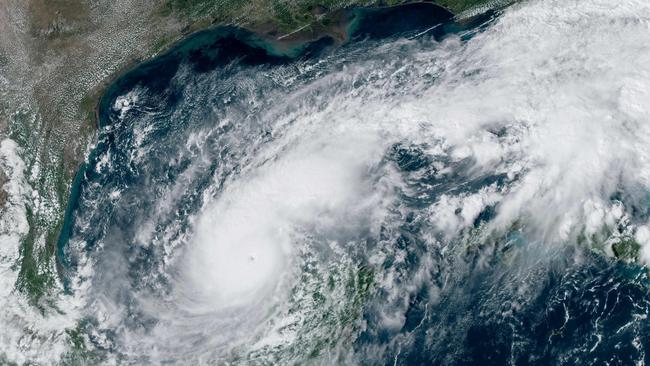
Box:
57, 3, 650, 365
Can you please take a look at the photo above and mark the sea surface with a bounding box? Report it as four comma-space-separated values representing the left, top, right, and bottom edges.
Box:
52, 1, 650, 365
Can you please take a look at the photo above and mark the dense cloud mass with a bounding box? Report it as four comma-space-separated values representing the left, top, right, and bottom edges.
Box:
3, 0, 650, 364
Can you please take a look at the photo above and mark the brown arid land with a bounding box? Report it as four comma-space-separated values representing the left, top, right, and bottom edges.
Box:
0, 0, 501, 304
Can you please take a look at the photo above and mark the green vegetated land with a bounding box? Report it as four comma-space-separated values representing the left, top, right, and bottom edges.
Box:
10, 0, 500, 305
156, 0, 497, 33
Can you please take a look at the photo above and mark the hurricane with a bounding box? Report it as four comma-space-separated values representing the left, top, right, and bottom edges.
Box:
3, 0, 650, 364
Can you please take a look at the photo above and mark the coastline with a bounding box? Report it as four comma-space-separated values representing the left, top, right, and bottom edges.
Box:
57, 1, 459, 271
88, 1, 462, 130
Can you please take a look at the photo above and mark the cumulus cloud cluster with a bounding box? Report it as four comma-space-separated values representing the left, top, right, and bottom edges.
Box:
5, 0, 650, 363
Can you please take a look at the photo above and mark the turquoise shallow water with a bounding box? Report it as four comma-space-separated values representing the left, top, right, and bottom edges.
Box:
55, 3, 650, 365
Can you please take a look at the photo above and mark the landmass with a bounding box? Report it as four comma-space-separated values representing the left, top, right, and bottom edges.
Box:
0, 0, 505, 304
